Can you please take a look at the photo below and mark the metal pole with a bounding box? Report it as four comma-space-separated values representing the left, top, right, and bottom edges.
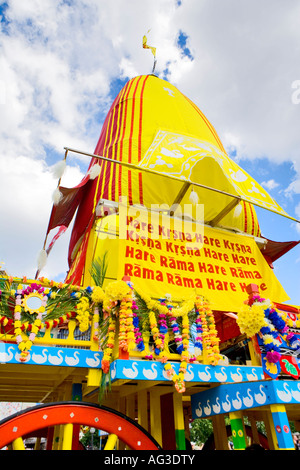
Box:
64, 146, 300, 224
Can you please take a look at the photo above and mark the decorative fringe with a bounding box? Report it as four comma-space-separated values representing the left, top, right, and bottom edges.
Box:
51, 160, 67, 179
52, 187, 63, 205
88, 164, 101, 180
189, 189, 199, 205
37, 249, 48, 271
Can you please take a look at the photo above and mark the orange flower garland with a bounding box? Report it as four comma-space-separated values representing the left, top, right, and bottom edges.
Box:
119, 292, 135, 352
195, 297, 221, 366
101, 316, 116, 374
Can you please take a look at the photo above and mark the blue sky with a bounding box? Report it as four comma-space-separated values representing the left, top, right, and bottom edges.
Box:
0, 0, 299, 305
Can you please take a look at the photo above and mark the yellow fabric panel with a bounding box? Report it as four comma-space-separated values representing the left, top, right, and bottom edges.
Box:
93, 75, 264, 235
87, 214, 288, 310
139, 129, 289, 226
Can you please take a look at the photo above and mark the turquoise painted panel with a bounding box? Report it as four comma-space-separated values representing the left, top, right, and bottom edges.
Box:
0, 343, 102, 368
109, 359, 264, 384
271, 410, 294, 449
191, 380, 300, 419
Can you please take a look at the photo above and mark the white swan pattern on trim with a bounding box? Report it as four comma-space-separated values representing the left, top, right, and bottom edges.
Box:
198, 366, 211, 381
254, 385, 267, 405
230, 368, 243, 382
0, 346, 15, 362
48, 349, 64, 365
122, 362, 139, 379
276, 382, 292, 403
65, 351, 80, 366
214, 367, 227, 382
212, 397, 221, 414
142, 363, 158, 380
242, 389, 254, 407
32, 348, 48, 364
86, 352, 101, 368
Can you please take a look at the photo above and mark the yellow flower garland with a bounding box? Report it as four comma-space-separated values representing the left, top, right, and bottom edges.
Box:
76, 296, 90, 332
105, 280, 131, 302
4, 275, 225, 394
175, 312, 191, 393
237, 303, 267, 338
136, 288, 197, 319
91, 286, 105, 304
195, 297, 221, 366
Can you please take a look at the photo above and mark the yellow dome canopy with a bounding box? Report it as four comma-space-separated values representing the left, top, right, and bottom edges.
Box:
81, 74, 289, 239
91, 74, 262, 233
46, 74, 296, 275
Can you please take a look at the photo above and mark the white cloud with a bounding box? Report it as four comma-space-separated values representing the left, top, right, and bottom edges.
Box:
261, 179, 280, 191
295, 203, 300, 234
0, 0, 300, 286
165, 0, 300, 164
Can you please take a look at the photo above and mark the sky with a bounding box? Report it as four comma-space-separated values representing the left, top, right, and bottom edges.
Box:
0, 0, 299, 305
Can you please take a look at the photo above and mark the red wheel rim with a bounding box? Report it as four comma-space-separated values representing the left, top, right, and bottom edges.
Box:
0, 402, 161, 450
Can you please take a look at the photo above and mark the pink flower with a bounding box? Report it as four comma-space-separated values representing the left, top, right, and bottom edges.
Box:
266, 350, 281, 363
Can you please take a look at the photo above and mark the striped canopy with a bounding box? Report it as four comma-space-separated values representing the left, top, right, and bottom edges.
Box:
45, 75, 295, 279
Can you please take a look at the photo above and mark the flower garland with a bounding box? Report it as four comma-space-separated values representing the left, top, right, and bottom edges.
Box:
92, 306, 100, 342
135, 288, 196, 318
176, 313, 191, 393
237, 303, 266, 338
0, 315, 14, 334
75, 295, 90, 332
149, 310, 164, 358
13, 283, 47, 361
160, 299, 190, 393
91, 286, 105, 304
99, 281, 135, 373
118, 292, 135, 352
1, 274, 226, 394
101, 315, 116, 374
194, 306, 203, 357
88, 286, 105, 342
237, 295, 300, 368
132, 298, 145, 352
268, 308, 300, 349
195, 297, 221, 366
281, 311, 300, 330
105, 280, 131, 303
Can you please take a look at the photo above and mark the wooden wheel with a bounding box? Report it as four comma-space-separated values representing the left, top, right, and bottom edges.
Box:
0, 402, 161, 450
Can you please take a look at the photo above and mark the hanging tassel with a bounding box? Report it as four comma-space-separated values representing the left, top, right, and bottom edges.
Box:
88, 164, 101, 180
51, 160, 67, 179
52, 187, 63, 205
233, 203, 243, 218
37, 249, 48, 271
189, 188, 199, 205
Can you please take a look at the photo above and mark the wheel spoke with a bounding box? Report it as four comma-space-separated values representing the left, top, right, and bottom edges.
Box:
62, 423, 74, 450
104, 433, 118, 450
12, 437, 25, 450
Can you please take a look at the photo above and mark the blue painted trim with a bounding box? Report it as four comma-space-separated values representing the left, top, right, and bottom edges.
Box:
0, 342, 264, 392
271, 409, 294, 449
0, 343, 103, 368
191, 379, 300, 419
109, 359, 264, 384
